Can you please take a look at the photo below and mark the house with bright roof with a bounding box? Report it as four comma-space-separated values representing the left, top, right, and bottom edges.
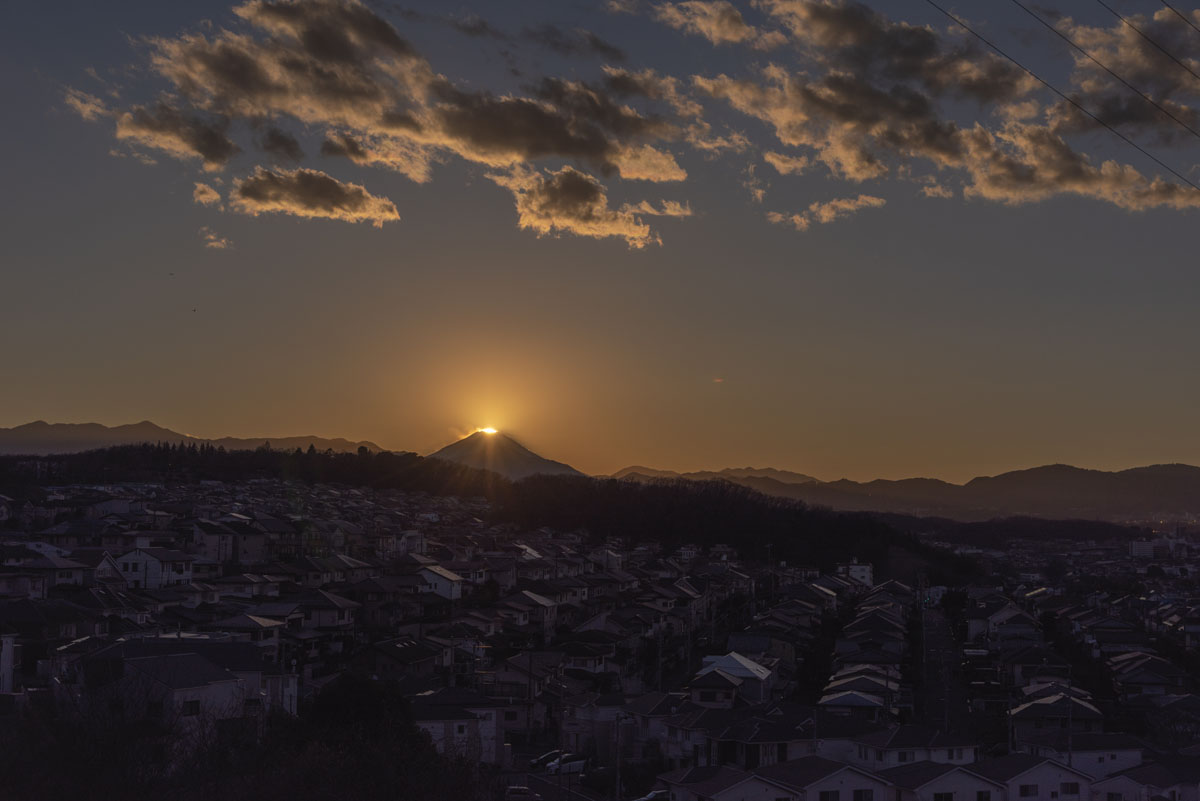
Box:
696, 652, 775, 703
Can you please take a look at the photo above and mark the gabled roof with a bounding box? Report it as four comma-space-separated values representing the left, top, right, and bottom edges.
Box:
659, 765, 757, 796
877, 761, 1001, 790
756, 756, 879, 790
972, 754, 1090, 782
1009, 693, 1102, 720
121, 547, 195, 563
690, 668, 743, 689
697, 652, 771, 682
124, 652, 239, 690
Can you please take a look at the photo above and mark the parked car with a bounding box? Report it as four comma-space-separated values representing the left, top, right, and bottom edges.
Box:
503, 786, 543, 801
545, 753, 588, 775
528, 750, 562, 770
630, 791, 668, 801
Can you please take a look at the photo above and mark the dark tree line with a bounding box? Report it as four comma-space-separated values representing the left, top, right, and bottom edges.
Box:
0, 675, 490, 801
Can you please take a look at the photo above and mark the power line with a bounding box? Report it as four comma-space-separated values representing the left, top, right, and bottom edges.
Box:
1161, 2, 1200, 38
1008, 0, 1200, 145
920, 0, 1200, 194
1095, 0, 1200, 86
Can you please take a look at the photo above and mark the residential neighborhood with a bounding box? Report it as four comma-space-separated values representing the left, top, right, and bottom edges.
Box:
5, 479, 1200, 800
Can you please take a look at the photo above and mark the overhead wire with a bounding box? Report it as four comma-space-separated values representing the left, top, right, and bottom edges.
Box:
1160, 2, 1200, 38
1094, 0, 1200, 86
1007, 0, 1200, 144
920, 0, 1200, 194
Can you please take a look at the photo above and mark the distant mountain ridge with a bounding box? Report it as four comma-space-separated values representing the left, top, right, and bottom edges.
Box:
613, 462, 1200, 522
611, 465, 819, 484
0, 421, 382, 455
429, 431, 583, 481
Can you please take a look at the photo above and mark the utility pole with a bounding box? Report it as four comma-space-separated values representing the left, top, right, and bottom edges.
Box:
1066, 663, 1074, 767
613, 715, 623, 801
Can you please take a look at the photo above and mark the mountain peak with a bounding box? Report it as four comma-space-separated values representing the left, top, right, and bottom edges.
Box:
429, 431, 582, 481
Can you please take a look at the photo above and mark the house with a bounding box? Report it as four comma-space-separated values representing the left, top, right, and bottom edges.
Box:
81, 649, 246, 734
420, 565, 465, 600
757, 756, 893, 801
410, 690, 503, 765
1017, 731, 1144, 779
877, 761, 1005, 801
849, 725, 978, 770
1092, 758, 1200, 801
971, 754, 1092, 801
658, 764, 794, 801
695, 653, 775, 703
116, 548, 195, 590
1008, 694, 1103, 741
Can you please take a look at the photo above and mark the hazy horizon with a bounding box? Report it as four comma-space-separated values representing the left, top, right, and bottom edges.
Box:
6, 415, 1200, 485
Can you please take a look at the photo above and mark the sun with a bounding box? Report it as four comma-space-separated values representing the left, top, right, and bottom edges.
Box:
475, 427, 498, 435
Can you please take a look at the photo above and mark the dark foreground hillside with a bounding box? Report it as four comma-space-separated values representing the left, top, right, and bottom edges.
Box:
0, 444, 979, 585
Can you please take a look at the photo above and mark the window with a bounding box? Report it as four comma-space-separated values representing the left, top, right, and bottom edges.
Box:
1019, 786, 1038, 798
504, 711, 518, 721
182, 700, 201, 716
976, 793, 991, 801
853, 791, 874, 801
898, 751, 913, 762
1107, 794, 1123, 801
699, 691, 715, 702
933, 794, 954, 801
456, 724, 466, 735
818, 792, 839, 801
1061, 783, 1080, 796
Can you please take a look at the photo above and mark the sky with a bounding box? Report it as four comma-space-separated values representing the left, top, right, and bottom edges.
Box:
2, 0, 1200, 482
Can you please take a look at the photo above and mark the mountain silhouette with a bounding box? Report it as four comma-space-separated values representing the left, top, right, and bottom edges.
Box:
0, 420, 382, 455
612, 465, 818, 484
429, 431, 583, 480
614, 462, 1200, 522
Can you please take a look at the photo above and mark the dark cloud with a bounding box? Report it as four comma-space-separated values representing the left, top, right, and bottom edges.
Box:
449, 14, 507, 40
488, 166, 667, 247
260, 126, 304, 160
238, 0, 415, 62
231, 165, 400, 226
114, 102, 239, 169
1046, 9, 1200, 144
320, 133, 368, 160
761, 0, 1036, 103
521, 24, 627, 61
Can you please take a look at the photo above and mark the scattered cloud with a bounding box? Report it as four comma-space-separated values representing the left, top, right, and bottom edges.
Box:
114, 102, 238, 170
230, 166, 400, 226
654, 1, 786, 50
763, 151, 810, 175
64, 88, 109, 120
612, 144, 687, 182
767, 194, 885, 231
199, 226, 233, 249
66, 0, 1200, 246
488, 166, 664, 248
193, 182, 222, 205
